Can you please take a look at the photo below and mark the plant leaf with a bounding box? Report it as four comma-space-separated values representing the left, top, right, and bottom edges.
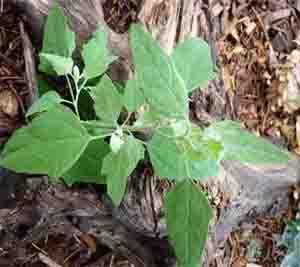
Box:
171, 38, 216, 92
123, 79, 145, 112
130, 24, 188, 119
147, 126, 221, 180
90, 75, 123, 123
166, 180, 212, 267
134, 104, 163, 128
83, 121, 114, 137
39, 53, 73, 75
37, 78, 55, 95
26, 91, 62, 117
0, 105, 91, 179
62, 139, 110, 185
82, 28, 117, 80
39, 4, 75, 73
102, 136, 144, 205
281, 252, 300, 267
204, 120, 290, 164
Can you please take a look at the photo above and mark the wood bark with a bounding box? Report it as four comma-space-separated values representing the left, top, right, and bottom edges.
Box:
10, 0, 300, 266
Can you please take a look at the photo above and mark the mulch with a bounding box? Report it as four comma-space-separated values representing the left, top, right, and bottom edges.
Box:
212, 0, 300, 266
0, 2, 25, 146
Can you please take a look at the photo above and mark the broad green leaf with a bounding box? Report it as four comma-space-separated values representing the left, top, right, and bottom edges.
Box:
82, 28, 117, 79
166, 180, 212, 267
37, 77, 55, 95
102, 136, 144, 205
123, 79, 145, 112
281, 253, 300, 267
39, 53, 73, 75
134, 104, 164, 128
171, 38, 216, 92
171, 120, 189, 137
62, 139, 110, 185
90, 75, 123, 123
83, 121, 114, 137
148, 126, 222, 180
0, 106, 91, 178
39, 5, 75, 73
204, 120, 290, 164
26, 91, 62, 117
130, 25, 188, 119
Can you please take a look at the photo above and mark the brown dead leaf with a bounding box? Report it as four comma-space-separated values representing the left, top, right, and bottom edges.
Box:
0, 89, 19, 117
222, 67, 235, 91
223, 17, 240, 42
80, 234, 97, 253
243, 19, 257, 35
212, 3, 223, 18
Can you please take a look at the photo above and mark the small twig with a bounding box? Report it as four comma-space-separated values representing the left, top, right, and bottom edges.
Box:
109, 254, 115, 267
31, 243, 48, 255
0, 52, 22, 74
63, 247, 80, 264
38, 253, 63, 267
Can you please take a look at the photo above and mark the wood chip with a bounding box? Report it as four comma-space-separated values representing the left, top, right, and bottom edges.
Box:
268, 9, 291, 24
0, 89, 19, 117
246, 21, 256, 35
211, 3, 223, 18
38, 253, 63, 267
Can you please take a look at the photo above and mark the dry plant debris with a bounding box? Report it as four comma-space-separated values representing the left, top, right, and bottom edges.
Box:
0, 1, 25, 145
214, 0, 300, 266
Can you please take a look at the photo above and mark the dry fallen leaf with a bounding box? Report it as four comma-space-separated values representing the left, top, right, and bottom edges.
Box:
279, 50, 300, 112
0, 89, 19, 117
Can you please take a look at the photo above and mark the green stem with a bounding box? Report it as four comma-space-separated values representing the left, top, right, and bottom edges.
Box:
81, 120, 117, 130
90, 133, 113, 141
66, 74, 80, 118
73, 78, 87, 118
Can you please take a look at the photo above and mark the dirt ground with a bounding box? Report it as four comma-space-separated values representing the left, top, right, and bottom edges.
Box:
1, 0, 300, 266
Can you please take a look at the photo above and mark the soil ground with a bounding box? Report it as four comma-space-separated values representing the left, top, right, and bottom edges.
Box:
0, 0, 300, 266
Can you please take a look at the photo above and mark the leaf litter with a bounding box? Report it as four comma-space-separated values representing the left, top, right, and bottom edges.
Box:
212, 0, 300, 266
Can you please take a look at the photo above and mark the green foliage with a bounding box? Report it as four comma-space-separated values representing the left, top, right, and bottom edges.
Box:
39, 4, 75, 74
280, 221, 300, 267
148, 125, 222, 180
102, 135, 144, 205
0, 5, 291, 267
0, 105, 90, 179
123, 79, 145, 112
63, 139, 110, 185
82, 28, 116, 79
39, 53, 74, 76
130, 25, 188, 119
204, 120, 290, 164
26, 91, 62, 117
171, 38, 216, 92
90, 74, 123, 123
166, 180, 212, 267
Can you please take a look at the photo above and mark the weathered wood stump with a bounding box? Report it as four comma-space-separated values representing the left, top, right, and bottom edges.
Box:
7, 0, 300, 266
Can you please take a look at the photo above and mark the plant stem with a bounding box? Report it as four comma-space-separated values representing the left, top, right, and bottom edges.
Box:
90, 133, 113, 141
73, 76, 88, 116
66, 74, 80, 118
81, 120, 116, 130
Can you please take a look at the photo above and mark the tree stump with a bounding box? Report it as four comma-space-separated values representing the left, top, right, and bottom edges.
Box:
9, 0, 300, 266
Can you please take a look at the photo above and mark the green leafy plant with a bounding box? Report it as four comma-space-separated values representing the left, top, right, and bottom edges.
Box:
279, 220, 300, 267
0, 5, 290, 267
